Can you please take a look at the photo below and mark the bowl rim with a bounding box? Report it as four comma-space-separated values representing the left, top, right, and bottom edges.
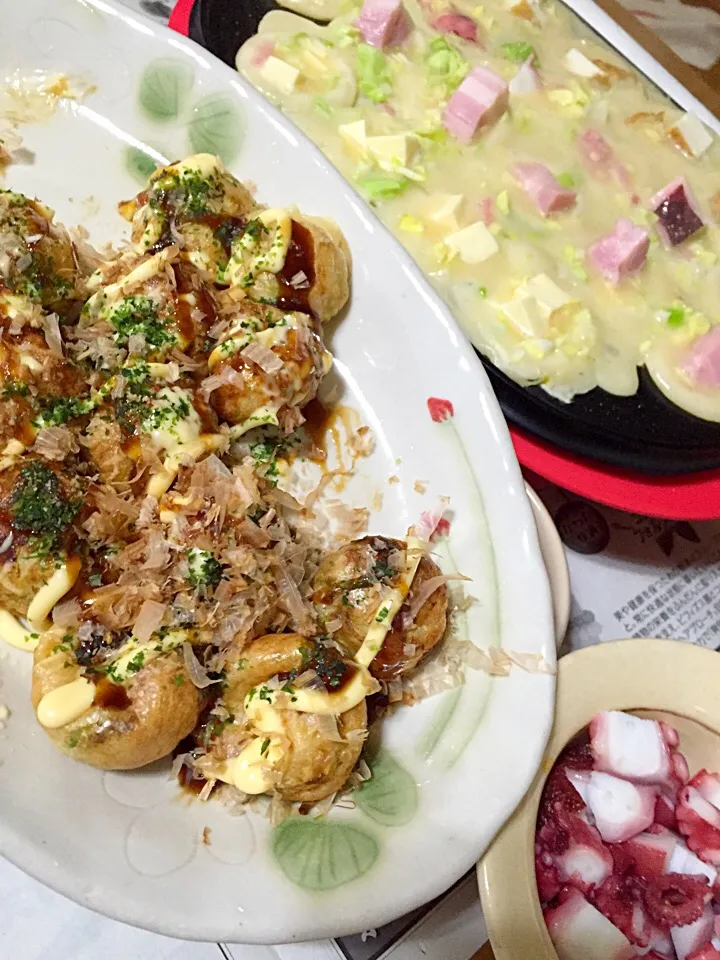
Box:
524, 484, 570, 648
477, 637, 720, 959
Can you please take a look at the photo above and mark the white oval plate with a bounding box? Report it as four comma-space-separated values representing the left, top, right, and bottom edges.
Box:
0, 0, 555, 943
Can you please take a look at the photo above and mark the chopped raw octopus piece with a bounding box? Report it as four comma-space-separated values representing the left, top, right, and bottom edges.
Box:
585, 771, 657, 844
562, 733, 595, 771
553, 808, 614, 895
687, 943, 720, 960
692, 772, 720, 812
537, 847, 562, 902
537, 816, 571, 855
566, 768, 591, 806
545, 886, 634, 960
677, 787, 720, 866
509, 56, 542, 94
656, 793, 679, 832
539, 769, 587, 826
609, 842, 637, 878
356, 0, 411, 48
587, 219, 650, 285
432, 11, 479, 42
538, 735, 594, 825
644, 873, 711, 929
650, 176, 706, 247
622, 827, 678, 879
593, 872, 650, 947
539, 714, 720, 957
590, 712, 686, 788
672, 904, 715, 960
682, 328, 720, 388
442, 66, 508, 142
513, 162, 577, 216
669, 837, 718, 886
645, 924, 676, 956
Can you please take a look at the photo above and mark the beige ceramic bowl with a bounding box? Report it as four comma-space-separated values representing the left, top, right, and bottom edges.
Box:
477, 638, 720, 959
525, 483, 570, 648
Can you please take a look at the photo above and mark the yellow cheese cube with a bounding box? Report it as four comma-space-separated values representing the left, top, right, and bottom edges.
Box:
425, 193, 464, 227
500, 296, 548, 337
260, 56, 300, 95
338, 119, 368, 154
444, 221, 499, 264
522, 274, 577, 317
366, 134, 416, 167
564, 48, 604, 79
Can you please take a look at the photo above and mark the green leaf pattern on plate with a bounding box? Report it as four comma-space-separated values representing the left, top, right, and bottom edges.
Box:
272, 819, 379, 890
138, 59, 194, 123
124, 146, 161, 184
356, 749, 418, 826
188, 95, 244, 164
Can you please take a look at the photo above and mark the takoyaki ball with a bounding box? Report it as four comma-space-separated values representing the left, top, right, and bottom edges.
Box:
210, 633, 367, 803
80, 248, 196, 362
0, 189, 82, 311
312, 536, 449, 681
83, 414, 134, 485
0, 323, 92, 459
119, 154, 256, 270
288, 214, 351, 323
221, 210, 350, 323
31, 627, 204, 770
0, 323, 87, 398
207, 309, 331, 434
0, 459, 83, 620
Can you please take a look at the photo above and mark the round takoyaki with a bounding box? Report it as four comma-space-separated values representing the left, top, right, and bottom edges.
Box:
312, 536, 449, 680
220, 208, 350, 323
288, 213, 351, 323
206, 306, 331, 435
0, 325, 88, 398
108, 375, 223, 498
119, 156, 350, 323
79, 246, 216, 364
120, 154, 256, 267
199, 633, 370, 802
0, 317, 94, 462
0, 189, 83, 311
32, 625, 205, 769
0, 459, 84, 624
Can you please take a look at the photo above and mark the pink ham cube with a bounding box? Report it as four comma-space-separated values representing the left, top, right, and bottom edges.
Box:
442, 66, 508, 142
513, 161, 577, 216
682, 327, 720, 388
432, 11, 478, 43
587, 219, 650, 285
356, 0, 411, 48
545, 886, 634, 960
649, 176, 705, 247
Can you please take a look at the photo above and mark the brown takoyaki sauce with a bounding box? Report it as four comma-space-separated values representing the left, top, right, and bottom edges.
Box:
276, 221, 315, 316
92, 676, 131, 710
174, 733, 209, 796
